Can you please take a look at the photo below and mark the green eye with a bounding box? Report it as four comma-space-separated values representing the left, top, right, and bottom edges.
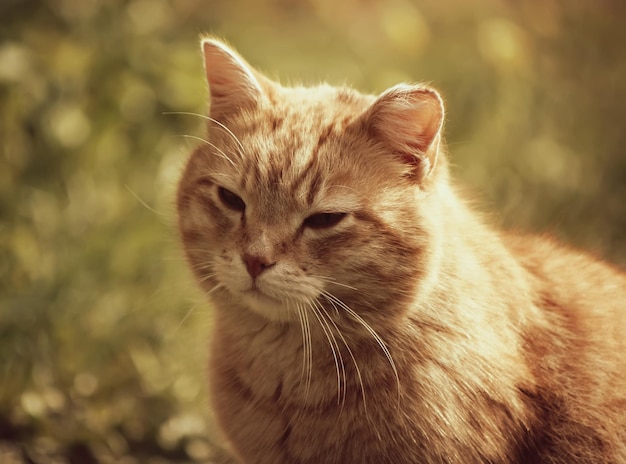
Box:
218, 187, 245, 212
303, 212, 346, 229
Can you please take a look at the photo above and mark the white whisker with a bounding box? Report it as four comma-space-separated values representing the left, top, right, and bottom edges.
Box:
321, 290, 401, 408
179, 134, 240, 172
175, 303, 199, 332
309, 301, 345, 406
320, 297, 367, 415
314, 300, 348, 411
296, 303, 312, 401
124, 185, 169, 218
163, 112, 246, 156
312, 275, 359, 292
197, 272, 218, 284
205, 282, 225, 298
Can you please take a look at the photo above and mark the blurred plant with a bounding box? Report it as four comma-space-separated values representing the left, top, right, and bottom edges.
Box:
1, 0, 625, 462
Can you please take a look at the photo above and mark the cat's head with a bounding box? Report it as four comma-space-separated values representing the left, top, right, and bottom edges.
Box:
177, 38, 447, 325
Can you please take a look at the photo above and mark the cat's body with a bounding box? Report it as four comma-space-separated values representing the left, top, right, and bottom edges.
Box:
177, 38, 626, 463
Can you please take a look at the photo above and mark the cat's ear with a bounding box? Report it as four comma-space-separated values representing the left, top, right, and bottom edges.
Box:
201, 38, 264, 120
366, 84, 444, 182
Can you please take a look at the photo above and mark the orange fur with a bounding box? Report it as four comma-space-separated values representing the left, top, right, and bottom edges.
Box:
177, 38, 626, 463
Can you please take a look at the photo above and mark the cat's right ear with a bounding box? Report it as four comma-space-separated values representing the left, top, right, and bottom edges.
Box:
201, 38, 264, 120
365, 84, 444, 183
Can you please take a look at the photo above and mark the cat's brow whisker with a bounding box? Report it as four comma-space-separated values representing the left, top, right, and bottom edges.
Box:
164, 111, 246, 157
178, 134, 241, 172
163, 110, 207, 120
124, 185, 170, 218
325, 184, 370, 201
205, 116, 246, 156
210, 171, 241, 187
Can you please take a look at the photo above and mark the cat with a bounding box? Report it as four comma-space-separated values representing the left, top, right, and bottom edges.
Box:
176, 37, 626, 464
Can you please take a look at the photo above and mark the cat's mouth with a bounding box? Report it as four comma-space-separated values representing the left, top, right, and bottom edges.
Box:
239, 287, 294, 321
243, 288, 282, 305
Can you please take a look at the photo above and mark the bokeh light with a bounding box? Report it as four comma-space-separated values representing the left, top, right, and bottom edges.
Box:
1, 0, 625, 462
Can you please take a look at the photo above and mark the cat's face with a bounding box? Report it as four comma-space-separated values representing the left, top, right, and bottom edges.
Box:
177, 39, 446, 324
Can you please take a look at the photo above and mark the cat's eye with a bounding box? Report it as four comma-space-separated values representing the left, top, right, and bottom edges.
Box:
303, 212, 346, 229
218, 186, 246, 212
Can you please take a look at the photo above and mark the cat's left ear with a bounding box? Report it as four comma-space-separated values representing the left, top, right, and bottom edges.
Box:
366, 84, 444, 182
201, 38, 265, 120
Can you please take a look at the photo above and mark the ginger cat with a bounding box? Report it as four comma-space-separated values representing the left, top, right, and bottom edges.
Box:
176, 38, 626, 463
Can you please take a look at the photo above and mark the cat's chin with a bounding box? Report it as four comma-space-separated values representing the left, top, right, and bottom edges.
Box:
239, 289, 297, 322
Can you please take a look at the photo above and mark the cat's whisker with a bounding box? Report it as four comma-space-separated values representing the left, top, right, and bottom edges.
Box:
316, 299, 367, 416
181, 260, 217, 280
313, 300, 349, 412
309, 301, 345, 407
204, 282, 225, 298
295, 303, 306, 381
174, 302, 200, 333
179, 134, 241, 172
311, 275, 359, 292
295, 302, 313, 402
181, 258, 213, 270
186, 259, 212, 268
322, 290, 401, 409
197, 272, 218, 285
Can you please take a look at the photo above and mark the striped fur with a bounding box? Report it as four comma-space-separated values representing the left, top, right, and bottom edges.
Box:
176, 38, 626, 463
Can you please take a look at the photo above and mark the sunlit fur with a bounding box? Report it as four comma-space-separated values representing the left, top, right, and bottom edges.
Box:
177, 38, 626, 464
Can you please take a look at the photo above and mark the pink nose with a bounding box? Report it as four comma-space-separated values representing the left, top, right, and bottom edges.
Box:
243, 254, 275, 279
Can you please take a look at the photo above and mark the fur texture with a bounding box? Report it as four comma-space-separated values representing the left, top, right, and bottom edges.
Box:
176, 38, 626, 463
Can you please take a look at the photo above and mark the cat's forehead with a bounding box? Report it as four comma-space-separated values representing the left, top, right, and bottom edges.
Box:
257, 85, 369, 137
224, 86, 372, 212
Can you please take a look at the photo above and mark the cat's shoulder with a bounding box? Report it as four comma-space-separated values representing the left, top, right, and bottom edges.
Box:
502, 232, 626, 283
502, 231, 626, 330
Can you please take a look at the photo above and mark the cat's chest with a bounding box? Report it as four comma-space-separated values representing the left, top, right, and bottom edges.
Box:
211, 350, 391, 464
213, 320, 359, 406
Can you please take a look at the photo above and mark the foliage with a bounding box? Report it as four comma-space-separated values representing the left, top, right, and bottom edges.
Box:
1, 0, 625, 462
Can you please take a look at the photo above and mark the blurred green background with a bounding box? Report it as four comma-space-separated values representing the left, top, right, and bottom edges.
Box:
1, 0, 625, 462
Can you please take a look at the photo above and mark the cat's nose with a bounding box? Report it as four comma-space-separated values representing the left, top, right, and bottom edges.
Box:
243, 253, 275, 279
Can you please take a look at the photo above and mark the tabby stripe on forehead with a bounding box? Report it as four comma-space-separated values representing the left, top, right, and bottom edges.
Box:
252, 156, 264, 190
270, 116, 284, 131
306, 173, 323, 205
315, 124, 334, 153
354, 210, 421, 253
267, 147, 286, 184
290, 151, 318, 194
240, 155, 255, 190
290, 124, 334, 194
